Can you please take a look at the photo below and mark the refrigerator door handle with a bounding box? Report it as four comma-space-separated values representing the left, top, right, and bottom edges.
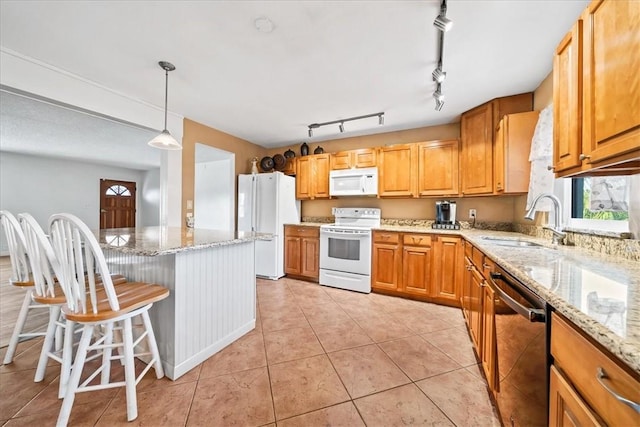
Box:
252, 176, 258, 232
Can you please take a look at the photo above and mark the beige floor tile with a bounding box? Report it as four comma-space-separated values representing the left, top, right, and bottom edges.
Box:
260, 305, 309, 332
328, 344, 410, 399
422, 326, 478, 366
416, 368, 500, 427
199, 330, 266, 379
0, 337, 56, 374
300, 302, 351, 328
136, 360, 201, 392
96, 381, 196, 426
269, 354, 350, 420
378, 336, 461, 381
391, 310, 458, 335
6, 400, 110, 427
187, 367, 274, 427
352, 313, 415, 343
312, 319, 373, 353
277, 401, 365, 427
354, 383, 454, 426
294, 292, 335, 310
0, 367, 58, 420
263, 326, 324, 364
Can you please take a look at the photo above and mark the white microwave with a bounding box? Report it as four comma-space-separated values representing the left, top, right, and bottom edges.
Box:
329, 167, 378, 197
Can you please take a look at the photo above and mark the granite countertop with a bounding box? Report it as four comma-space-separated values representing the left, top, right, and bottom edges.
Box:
95, 227, 272, 256
368, 225, 640, 373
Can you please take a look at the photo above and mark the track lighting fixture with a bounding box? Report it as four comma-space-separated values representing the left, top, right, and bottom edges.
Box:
435, 99, 445, 111
434, 14, 453, 32
432, 0, 451, 111
148, 61, 182, 150
432, 67, 446, 83
433, 84, 444, 102
307, 112, 384, 137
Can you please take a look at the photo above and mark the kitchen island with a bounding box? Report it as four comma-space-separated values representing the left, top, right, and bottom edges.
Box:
95, 226, 271, 380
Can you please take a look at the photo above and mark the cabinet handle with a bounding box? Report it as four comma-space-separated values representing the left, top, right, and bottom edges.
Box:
466, 265, 473, 271
579, 153, 591, 161
547, 165, 555, 171
596, 367, 640, 413
482, 263, 491, 270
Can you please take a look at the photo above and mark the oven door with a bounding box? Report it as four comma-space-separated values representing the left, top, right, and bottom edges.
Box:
320, 228, 371, 276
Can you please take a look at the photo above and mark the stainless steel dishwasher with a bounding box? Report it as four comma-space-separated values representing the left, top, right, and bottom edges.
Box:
489, 268, 549, 427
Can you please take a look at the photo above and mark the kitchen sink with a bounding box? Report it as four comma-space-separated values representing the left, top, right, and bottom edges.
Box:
480, 236, 544, 248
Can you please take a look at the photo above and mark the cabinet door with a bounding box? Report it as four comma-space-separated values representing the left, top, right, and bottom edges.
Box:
461, 256, 473, 322
330, 152, 352, 170
284, 235, 302, 275
494, 120, 506, 193
378, 144, 417, 197
481, 284, 497, 391
295, 157, 312, 199
282, 158, 296, 176
582, 0, 640, 166
468, 267, 484, 351
312, 154, 330, 198
372, 243, 401, 291
301, 237, 319, 279
549, 366, 603, 427
353, 148, 377, 168
461, 103, 494, 195
402, 244, 433, 297
553, 23, 583, 173
417, 140, 459, 197
433, 236, 463, 304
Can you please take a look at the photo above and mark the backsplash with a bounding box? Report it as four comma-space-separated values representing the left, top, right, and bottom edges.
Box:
514, 224, 640, 262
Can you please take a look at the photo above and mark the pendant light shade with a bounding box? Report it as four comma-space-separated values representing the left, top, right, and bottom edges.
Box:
148, 61, 182, 150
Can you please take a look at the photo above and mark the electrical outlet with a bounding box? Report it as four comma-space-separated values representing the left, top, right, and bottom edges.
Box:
469, 209, 477, 219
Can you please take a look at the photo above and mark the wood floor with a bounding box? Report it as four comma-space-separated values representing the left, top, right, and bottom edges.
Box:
0, 256, 49, 348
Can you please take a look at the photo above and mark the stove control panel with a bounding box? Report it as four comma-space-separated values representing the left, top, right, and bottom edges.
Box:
332, 207, 381, 219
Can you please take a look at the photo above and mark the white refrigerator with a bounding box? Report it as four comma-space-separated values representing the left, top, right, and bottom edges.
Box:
237, 172, 301, 279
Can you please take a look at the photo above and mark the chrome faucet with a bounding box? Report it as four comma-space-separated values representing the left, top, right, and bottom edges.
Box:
525, 193, 566, 245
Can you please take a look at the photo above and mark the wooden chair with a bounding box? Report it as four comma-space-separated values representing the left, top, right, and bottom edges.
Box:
0, 210, 48, 364
48, 213, 169, 426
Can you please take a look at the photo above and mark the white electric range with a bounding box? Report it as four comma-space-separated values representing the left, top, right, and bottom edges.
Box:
319, 207, 381, 293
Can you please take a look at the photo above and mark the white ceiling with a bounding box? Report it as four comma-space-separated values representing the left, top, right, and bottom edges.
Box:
0, 0, 589, 168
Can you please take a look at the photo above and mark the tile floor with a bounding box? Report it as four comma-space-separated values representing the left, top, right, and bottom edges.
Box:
0, 277, 500, 426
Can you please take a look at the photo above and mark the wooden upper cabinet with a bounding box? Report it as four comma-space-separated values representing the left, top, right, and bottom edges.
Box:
378, 144, 417, 197
330, 148, 377, 170
417, 140, 459, 197
461, 94, 533, 195
553, 22, 583, 173
461, 103, 494, 195
295, 154, 329, 200
494, 111, 539, 194
582, 0, 640, 167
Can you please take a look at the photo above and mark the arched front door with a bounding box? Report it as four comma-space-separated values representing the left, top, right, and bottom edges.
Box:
100, 179, 136, 229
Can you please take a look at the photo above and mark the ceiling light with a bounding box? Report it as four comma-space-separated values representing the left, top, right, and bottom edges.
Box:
432, 67, 446, 83
434, 15, 453, 32
148, 61, 181, 150
306, 112, 384, 137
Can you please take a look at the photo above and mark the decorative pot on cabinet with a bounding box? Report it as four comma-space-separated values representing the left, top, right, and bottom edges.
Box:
301, 142, 309, 156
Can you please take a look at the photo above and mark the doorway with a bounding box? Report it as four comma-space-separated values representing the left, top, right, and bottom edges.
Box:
100, 179, 137, 229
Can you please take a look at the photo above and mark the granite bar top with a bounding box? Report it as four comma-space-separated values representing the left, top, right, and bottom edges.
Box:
364, 225, 640, 373
95, 227, 272, 256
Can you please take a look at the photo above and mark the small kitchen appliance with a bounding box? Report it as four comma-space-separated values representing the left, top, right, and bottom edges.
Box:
433, 200, 459, 230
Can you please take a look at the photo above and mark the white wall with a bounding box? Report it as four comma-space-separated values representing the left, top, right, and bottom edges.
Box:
194, 159, 233, 231
141, 168, 161, 226
0, 152, 145, 252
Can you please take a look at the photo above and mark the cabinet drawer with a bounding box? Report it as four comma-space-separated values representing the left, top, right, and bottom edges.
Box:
285, 225, 319, 238
471, 247, 484, 270
464, 240, 473, 259
402, 234, 432, 247
373, 231, 400, 244
551, 312, 640, 426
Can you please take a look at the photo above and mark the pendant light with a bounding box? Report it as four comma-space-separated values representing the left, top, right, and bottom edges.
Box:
148, 61, 182, 150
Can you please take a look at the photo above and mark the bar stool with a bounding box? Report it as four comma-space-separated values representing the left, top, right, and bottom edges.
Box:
0, 210, 48, 364
49, 213, 169, 426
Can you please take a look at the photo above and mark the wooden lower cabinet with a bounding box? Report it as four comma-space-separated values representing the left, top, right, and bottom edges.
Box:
549, 365, 603, 427
372, 231, 461, 306
481, 283, 497, 390
284, 225, 319, 281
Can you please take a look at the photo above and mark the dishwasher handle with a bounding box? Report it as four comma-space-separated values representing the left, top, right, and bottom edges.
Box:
490, 272, 546, 323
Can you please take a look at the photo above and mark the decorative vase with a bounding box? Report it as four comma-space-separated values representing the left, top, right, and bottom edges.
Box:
251, 157, 259, 174
314, 146, 324, 154
301, 142, 309, 156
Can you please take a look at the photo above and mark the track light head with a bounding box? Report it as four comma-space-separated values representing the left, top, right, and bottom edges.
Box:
308, 128, 313, 138
433, 87, 444, 103
378, 114, 384, 125
432, 68, 446, 83
339, 122, 345, 133
434, 14, 453, 32
435, 99, 445, 111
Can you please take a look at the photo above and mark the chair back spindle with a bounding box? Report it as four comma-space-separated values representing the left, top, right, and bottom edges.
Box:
0, 210, 31, 284
18, 213, 60, 299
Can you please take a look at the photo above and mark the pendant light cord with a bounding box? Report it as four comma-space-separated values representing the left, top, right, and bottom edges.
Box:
163, 67, 169, 131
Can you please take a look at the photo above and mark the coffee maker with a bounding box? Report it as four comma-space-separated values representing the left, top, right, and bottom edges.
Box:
433, 201, 459, 229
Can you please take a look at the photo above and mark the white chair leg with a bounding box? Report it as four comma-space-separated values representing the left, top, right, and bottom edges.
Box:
58, 319, 75, 399
34, 305, 60, 382
141, 311, 164, 379
122, 317, 138, 422
56, 325, 94, 427
100, 323, 114, 385
3, 291, 33, 364
54, 316, 64, 352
